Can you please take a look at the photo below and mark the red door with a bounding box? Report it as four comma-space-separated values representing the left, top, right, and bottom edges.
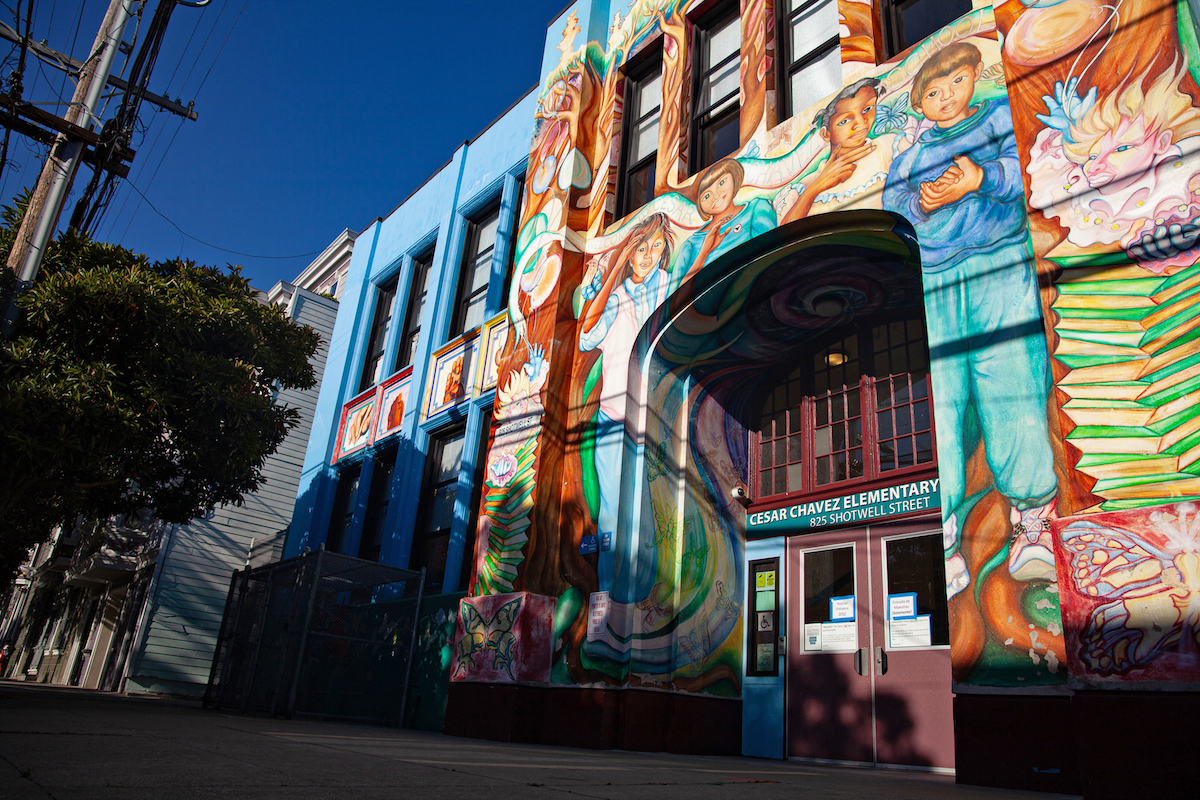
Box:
787, 518, 954, 770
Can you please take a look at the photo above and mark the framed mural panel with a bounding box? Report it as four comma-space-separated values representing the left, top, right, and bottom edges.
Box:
474, 312, 508, 395
424, 334, 478, 420
333, 386, 379, 464
375, 368, 413, 442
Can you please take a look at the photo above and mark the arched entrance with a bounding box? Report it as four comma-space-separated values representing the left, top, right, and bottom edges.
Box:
623, 211, 953, 769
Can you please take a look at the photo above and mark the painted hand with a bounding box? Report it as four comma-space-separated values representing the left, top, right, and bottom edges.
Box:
919, 154, 983, 213
1126, 219, 1200, 263
815, 142, 875, 192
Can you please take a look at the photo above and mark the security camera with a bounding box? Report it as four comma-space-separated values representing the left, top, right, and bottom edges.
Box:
731, 485, 751, 508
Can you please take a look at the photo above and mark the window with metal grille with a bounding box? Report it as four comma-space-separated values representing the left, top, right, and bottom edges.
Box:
358, 279, 397, 392
755, 314, 934, 501
395, 249, 433, 373
692, 4, 741, 172
778, 0, 842, 121
618, 55, 662, 217
450, 206, 499, 338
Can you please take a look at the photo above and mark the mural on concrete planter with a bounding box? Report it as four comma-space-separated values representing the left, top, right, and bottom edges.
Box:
451, 592, 556, 683
1051, 501, 1200, 682
460, 0, 1200, 697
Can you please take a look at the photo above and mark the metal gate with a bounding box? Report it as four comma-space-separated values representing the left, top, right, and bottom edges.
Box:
204, 548, 424, 725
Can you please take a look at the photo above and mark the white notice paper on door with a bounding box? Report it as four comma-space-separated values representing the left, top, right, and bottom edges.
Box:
804, 623, 822, 651
829, 595, 855, 621
889, 615, 932, 648
820, 621, 857, 652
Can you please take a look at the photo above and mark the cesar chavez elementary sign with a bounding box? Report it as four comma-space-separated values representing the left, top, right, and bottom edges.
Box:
747, 478, 941, 535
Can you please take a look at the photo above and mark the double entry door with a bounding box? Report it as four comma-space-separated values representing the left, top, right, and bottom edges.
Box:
786, 519, 954, 770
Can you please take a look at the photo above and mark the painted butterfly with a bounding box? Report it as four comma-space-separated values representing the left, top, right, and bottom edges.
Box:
453, 596, 523, 680
1060, 510, 1200, 676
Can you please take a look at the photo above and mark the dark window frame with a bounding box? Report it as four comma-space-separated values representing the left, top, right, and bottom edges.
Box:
690, 2, 742, 174
357, 448, 397, 563
449, 203, 500, 339
616, 45, 664, 218
500, 179, 524, 310
358, 278, 398, 392
752, 314, 936, 504
777, 0, 841, 120
411, 424, 467, 594
325, 463, 362, 555
881, 0, 973, 59
394, 248, 434, 373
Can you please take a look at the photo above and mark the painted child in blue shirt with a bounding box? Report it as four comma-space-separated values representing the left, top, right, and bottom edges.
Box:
883, 42, 1059, 593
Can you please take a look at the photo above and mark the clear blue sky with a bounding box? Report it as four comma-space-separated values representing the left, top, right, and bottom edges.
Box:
1, 0, 570, 290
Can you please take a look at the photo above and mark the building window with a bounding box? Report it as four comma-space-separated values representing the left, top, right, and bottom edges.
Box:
358, 279, 397, 392
501, 180, 524, 310
755, 315, 933, 500
449, 207, 499, 339
618, 57, 662, 217
325, 464, 361, 554
411, 428, 465, 593
779, 0, 842, 120
692, 4, 741, 172
410, 415, 491, 594
395, 249, 433, 372
357, 450, 396, 562
882, 0, 972, 57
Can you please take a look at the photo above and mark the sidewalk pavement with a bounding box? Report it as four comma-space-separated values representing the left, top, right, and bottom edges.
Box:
0, 681, 1077, 800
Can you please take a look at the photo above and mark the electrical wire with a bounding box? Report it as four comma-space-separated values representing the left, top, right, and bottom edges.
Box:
57, 0, 84, 103
188, 0, 242, 97
113, 0, 244, 239
120, 178, 325, 260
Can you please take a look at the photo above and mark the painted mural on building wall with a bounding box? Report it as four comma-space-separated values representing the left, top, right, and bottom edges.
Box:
1051, 501, 1200, 682
461, 0, 1200, 694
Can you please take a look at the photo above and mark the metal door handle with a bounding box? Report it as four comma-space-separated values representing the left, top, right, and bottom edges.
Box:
875, 646, 888, 676
853, 647, 866, 676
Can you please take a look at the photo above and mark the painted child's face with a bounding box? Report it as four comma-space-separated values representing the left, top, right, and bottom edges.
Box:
917, 64, 981, 127
630, 230, 666, 282
699, 169, 737, 218
826, 86, 878, 148
1081, 114, 1173, 188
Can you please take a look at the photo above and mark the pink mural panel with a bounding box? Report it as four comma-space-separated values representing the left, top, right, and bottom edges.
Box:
1051, 503, 1200, 683
450, 591, 556, 684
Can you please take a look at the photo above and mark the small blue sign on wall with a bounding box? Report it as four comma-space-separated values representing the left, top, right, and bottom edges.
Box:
600, 532, 612, 551
580, 535, 598, 555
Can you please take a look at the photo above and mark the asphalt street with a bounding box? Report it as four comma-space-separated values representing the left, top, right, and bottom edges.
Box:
0, 682, 1079, 799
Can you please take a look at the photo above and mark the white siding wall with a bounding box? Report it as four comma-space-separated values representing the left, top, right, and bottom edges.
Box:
125, 290, 338, 695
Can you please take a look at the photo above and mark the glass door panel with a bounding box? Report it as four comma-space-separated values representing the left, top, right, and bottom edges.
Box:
870, 527, 955, 769
787, 532, 873, 764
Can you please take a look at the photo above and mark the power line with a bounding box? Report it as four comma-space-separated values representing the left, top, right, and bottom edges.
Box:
121, 178, 325, 260
188, 0, 241, 96
116, 0, 243, 239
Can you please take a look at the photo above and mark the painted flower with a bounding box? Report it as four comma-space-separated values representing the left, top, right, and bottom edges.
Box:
488, 452, 519, 488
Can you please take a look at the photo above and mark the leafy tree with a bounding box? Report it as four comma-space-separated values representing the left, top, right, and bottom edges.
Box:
0, 198, 320, 576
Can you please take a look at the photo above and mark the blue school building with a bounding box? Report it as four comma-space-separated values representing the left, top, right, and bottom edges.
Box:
283, 3, 1200, 797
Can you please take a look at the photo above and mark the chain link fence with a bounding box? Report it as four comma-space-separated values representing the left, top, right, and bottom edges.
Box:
204, 548, 424, 725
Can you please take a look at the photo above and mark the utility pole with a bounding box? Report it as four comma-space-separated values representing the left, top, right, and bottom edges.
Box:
2, 0, 140, 335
